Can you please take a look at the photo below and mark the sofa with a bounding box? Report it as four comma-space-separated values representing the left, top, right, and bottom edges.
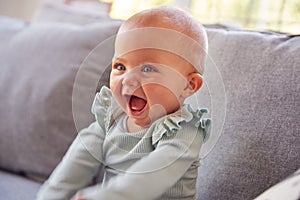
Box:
0, 2, 299, 200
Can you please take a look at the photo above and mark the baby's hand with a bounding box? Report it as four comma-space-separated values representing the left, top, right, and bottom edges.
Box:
71, 193, 87, 200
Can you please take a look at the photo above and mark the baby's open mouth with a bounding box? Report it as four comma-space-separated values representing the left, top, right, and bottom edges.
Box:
129, 95, 147, 112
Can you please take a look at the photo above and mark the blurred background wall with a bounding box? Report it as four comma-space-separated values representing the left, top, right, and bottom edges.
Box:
0, 0, 299, 34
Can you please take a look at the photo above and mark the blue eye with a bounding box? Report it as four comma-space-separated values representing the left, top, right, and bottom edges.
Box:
142, 65, 156, 72
115, 64, 126, 71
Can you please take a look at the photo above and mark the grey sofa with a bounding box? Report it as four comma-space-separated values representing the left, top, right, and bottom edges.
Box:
0, 8, 299, 200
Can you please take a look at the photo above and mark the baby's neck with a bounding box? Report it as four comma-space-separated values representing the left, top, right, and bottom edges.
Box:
126, 117, 148, 133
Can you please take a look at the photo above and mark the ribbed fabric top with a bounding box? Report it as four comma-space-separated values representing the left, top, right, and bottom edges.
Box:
37, 86, 211, 200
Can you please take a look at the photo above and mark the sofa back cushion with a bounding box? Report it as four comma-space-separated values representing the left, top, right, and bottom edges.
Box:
196, 27, 300, 200
32, 1, 111, 25
0, 16, 121, 179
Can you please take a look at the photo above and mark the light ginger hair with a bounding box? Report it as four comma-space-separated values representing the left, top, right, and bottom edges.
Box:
118, 6, 208, 74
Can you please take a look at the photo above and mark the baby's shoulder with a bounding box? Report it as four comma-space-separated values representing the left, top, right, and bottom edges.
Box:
151, 104, 211, 146
91, 86, 123, 132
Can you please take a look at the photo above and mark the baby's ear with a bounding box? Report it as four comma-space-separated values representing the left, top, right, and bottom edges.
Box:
182, 73, 203, 98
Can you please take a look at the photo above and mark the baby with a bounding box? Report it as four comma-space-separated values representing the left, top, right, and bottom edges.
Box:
38, 6, 210, 200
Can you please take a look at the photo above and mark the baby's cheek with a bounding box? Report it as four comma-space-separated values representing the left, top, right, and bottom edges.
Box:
110, 83, 127, 111
144, 84, 181, 113
148, 104, 167, 123
109, 75, 117, 90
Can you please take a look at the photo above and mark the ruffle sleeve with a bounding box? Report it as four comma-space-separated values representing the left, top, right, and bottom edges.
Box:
152, 104, 211, 146
91, 86, 122, 132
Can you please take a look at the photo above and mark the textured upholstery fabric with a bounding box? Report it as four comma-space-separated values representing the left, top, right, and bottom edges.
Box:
253, 168, 300, 200
0, 16, 121, 179
32, 1, 111, 24
0, 170, 40, 200
196, 28, 300, 200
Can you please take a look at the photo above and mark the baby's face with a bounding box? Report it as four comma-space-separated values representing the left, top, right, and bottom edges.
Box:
110, 48, 194, 128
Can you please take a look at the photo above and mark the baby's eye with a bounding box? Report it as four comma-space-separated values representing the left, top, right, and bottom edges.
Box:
115, 64, 126, 71
142, 65, 157, 72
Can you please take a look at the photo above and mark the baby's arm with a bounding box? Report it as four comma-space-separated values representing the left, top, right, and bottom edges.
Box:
77, 124, 203, 200
37, 121, 105, 200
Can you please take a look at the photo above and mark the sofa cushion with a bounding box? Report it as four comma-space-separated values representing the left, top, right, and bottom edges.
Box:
32, 1, 111, 24
0, 170, 41, 200
196, 28, 300, 199
0, 16, 121, 179
253, 168, 300, 200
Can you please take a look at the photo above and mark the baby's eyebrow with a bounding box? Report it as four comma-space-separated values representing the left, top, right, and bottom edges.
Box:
141, 63, 156, 66
140, 62, 163, 66
112, 57, 126, 63
141, 64, 158, 69
141, 63, 162, 69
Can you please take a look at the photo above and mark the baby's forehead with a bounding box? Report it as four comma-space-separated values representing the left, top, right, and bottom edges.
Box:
114, 27, 205, 74
115, 7, 208, 74
119, 7, 206, 50
120, 8, 192, 34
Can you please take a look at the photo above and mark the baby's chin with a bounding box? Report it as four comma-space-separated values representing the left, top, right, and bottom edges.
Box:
138, 104, 168, 127
148, 104, 168, 122
126, 116, 151, 132
128, 104, 168, 130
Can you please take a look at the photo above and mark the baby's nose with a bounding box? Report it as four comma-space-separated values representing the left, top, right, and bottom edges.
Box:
122, 72, 140, 88
122, 73, 140, 95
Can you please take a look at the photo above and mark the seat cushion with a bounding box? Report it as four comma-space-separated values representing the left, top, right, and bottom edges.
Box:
253, 168, 300, 200
0, 170, 41, 200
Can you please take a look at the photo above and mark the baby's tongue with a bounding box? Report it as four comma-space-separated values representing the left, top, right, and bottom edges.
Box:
130, 96, 146, 111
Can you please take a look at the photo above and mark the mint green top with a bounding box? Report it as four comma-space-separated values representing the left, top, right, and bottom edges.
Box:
37, 86, 211, 200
